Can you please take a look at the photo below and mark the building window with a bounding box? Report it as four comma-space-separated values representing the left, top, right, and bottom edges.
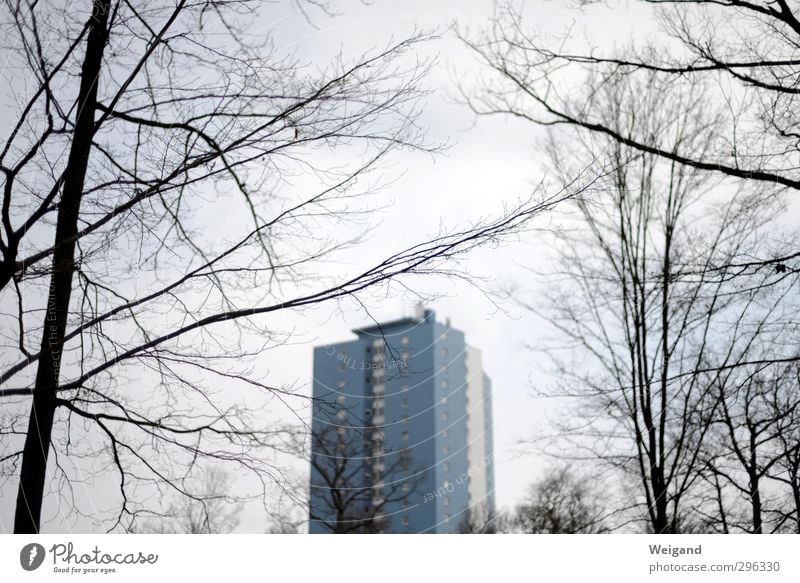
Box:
402, 498, 410, 508
401, 399, 408, 408
402, 481, 410, 492
337, 394, 346, 404
400, 448, 410, 471
444, 514, 451, 522
337, 410, 346, 420
401, 515, 410, 526
400, 351, 409, 362
442, 411, 449, 422
444, 496, 450, 507
401, 336, 409, 345
442, 428, 448, 438
402, 415, 409, 425
443, 462, 449, 472
372, 339, 385, 349
441, 395, 448, 405
442, 444, 449, 454
402, 431, 409, 442
441, 347, 448, 357
338, 380, 346, 389
441, 379, 448, 388
401, 383, 409, 392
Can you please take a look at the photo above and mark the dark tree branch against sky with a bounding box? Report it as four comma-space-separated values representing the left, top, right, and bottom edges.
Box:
462, 1, 800, 198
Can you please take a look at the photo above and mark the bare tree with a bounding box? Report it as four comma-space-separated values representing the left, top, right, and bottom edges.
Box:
504, 466, 609, 534
307, 425, 419, 534
0, 0, 588, 534
457, 508, 498, 534
534, 143, 796, 533
266, 521, 302, 534
463, 2, 800, 534
135, 466, 242, 534
702, 365, 800, 533
773, 393, 800, 533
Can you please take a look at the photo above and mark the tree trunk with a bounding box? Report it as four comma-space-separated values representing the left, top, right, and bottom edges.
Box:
652, 471, 670, 533
750, 473, 763, 534
13, 0, 110, 534
792, 477, 800, 534
748, 434, 763, 534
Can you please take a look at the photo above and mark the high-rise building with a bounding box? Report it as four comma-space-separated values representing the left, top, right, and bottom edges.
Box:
308, 308, 495, 533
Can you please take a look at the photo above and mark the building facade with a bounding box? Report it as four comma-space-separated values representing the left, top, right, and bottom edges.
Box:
309, 308, 495, 533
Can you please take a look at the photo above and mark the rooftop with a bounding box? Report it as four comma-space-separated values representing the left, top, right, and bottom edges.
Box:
352, 308, 436, 337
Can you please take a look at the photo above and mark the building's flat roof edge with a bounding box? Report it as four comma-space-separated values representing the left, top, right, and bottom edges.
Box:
351, 317, 422, 337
